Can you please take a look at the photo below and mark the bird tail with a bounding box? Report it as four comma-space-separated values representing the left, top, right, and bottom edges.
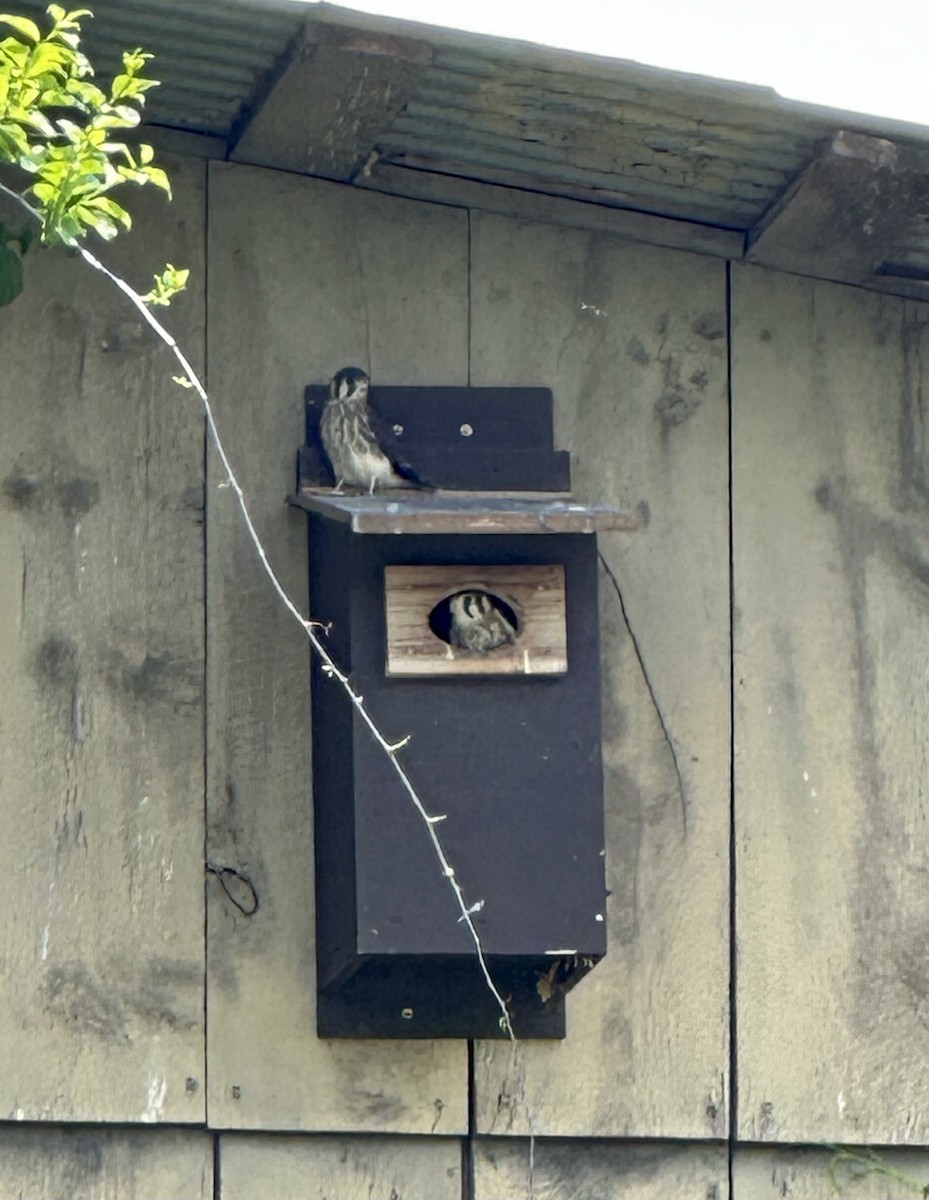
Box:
393, 461, 434, 490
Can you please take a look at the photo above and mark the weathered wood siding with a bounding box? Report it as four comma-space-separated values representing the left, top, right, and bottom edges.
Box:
733, 1146, 929, 1198
473, 1139, 728, 1199
0, 1129, 212, 1200
732, 265, 929, 1144
204, 162, 469, 1133
0, 154, 207, 1123
469, 213, 731, 1138
2, 149, 926, 1195
218, 1134, 461, 1199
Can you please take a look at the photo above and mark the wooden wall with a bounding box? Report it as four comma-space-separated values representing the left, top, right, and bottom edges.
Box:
0, 151, 926, 1198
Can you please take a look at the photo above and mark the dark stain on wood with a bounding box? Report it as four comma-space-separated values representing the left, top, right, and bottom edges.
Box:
2, 470, 41, 509
34, 634, 87, 743
1, 468, 100, 520
627, 335, 650, 365
105, 648, 200, 708
43, 959, 202, 1042
44, 963, 128, 1042
56, 475, 100, 520
813, 475, 929, 1042
36, 634, 80, 687
692, 311, 726, 340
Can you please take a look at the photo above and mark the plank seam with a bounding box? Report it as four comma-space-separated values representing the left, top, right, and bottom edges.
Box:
203, 157, 213, 1135
726, 257, 738, 1195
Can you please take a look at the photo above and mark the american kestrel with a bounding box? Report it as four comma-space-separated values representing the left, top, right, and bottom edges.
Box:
320, 366, 424, 493
448, 590, 518, 654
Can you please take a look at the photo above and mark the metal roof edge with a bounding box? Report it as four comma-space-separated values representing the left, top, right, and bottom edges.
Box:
305, 2, 929, 144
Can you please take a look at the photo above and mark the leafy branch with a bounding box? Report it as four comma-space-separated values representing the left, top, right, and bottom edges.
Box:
0, 4, 181, 304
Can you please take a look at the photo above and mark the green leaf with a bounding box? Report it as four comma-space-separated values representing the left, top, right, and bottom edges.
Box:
29, 180, 58, 204
142, 263, 189, 307
0, 36, 30, 65
141, 165, 171, 196
0, 242, 24, 306
2, 3, 178, 261
73, 203, 118, 239
22, 108, 58, 137
82, 193, 131, 228
164, 264, 188, 289
121, 47, 153, 74
55, 210, 84, 242
0, 123, 30, 161
24, 40, 68, 78
1, 14, 42, 43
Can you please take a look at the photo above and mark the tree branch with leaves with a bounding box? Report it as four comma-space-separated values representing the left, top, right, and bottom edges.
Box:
0, 3, 184, 302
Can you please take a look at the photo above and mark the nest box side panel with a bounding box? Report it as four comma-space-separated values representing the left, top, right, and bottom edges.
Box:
308, 518, 361, 992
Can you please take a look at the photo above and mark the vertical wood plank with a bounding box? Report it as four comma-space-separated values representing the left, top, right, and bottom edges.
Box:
469, 213, 731, 1137
732, 264, 929, 1143
733, 1146, 929, 1199
205, 163, 468, 1132
0, 156, 206, 1122
474, 1139, 728, 1199
0, 1128, 212, 1200
219, 1133, 461, 1199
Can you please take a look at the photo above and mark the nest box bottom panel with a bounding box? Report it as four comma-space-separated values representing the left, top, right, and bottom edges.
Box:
317, 954, 603, 1039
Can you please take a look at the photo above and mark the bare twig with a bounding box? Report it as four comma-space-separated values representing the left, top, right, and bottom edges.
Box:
0, 178, 515, 1041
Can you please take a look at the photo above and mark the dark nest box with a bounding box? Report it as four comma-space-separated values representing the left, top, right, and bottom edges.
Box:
290, 383, 637, 1038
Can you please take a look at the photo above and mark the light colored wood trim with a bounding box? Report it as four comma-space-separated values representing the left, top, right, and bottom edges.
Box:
747, 130, 929, 301
290, 490, 641, 534
385, 564, 567, 676
232, 20, 431, 179
143, 126, 228, 161
356, 162, 745, 260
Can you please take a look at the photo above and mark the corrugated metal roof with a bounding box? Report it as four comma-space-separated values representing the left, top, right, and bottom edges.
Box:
4, 0, 306, 136
3, 1, 927, 294
365, 23, 928, 234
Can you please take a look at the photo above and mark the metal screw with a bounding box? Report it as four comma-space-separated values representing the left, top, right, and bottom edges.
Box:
401, 1007, 414, 1020
231, 1085, 241, 1100
459, 423, 473, 437
185, 1077, 198, 1094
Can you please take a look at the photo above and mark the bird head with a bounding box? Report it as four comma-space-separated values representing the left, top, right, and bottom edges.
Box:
330, 366, 370, 402
450, 591, 491, 622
